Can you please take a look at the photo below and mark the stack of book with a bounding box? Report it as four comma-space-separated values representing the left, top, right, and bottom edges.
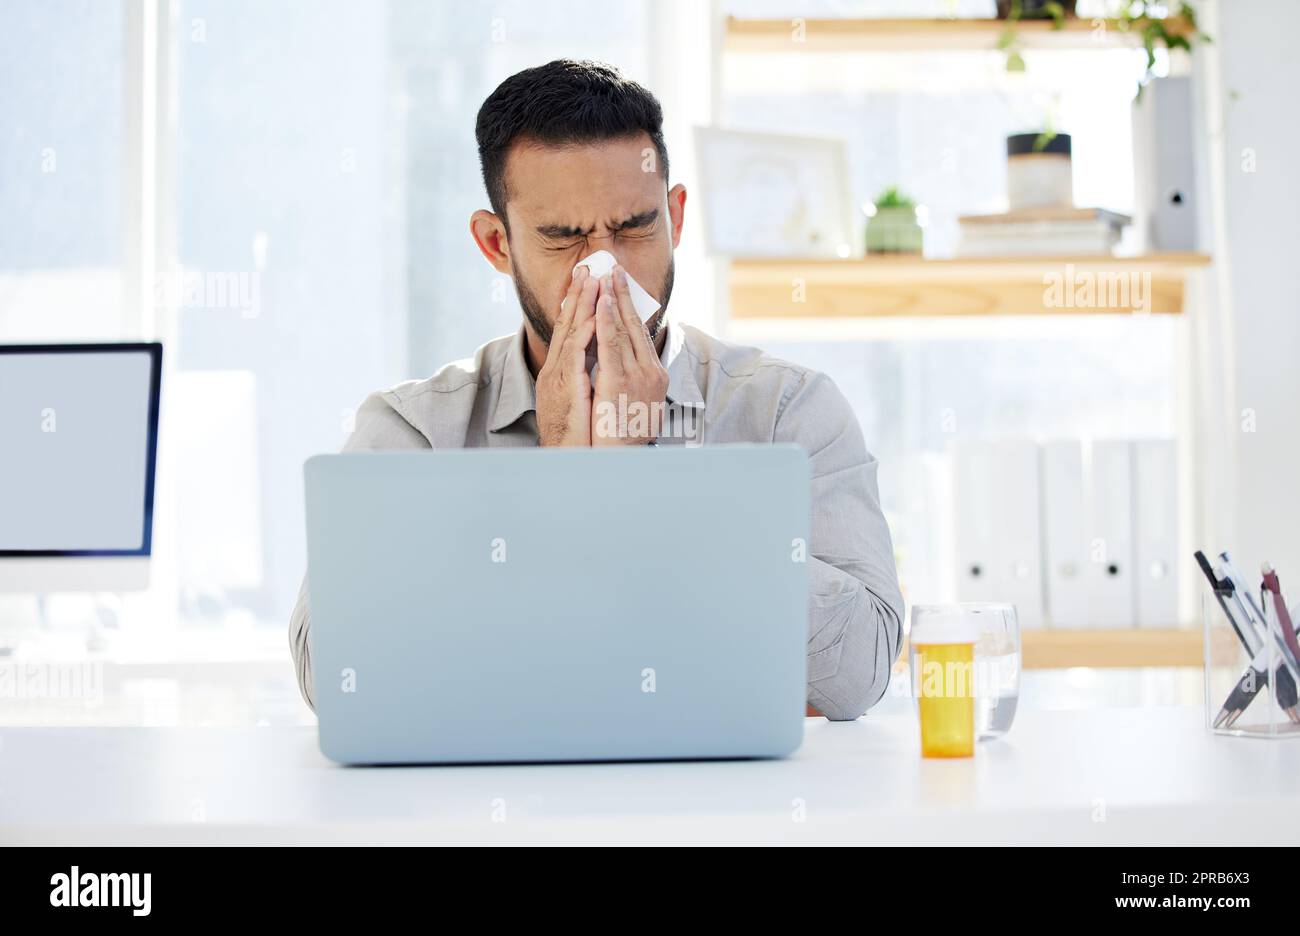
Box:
956, 207, 1131, 257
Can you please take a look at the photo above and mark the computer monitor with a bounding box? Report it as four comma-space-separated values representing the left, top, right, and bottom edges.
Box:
0, 343, 162, 592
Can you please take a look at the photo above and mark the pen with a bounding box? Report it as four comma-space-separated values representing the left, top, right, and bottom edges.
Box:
1194, 551, 1258, 653
1194, 552, 1269, 727
1261, 562, 1300, 724
1211, 628, 1292, 729
1213, 665, 1270, 729
1261, 563, 1300, 665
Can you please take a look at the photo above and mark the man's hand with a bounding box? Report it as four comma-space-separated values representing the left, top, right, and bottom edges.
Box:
536, 266, 599, 447
591, 266, 668, 446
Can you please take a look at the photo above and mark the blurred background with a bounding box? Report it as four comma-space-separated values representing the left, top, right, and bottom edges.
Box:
1, 0, 1295, 727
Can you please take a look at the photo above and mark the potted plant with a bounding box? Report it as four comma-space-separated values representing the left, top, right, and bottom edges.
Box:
1114, 1, 1211, 97
1007, 131, 1073, 210
996, 1, 1078, 21
866, 187, 924, 255
995, 1, 1078, 73
998, 1, 1210, 92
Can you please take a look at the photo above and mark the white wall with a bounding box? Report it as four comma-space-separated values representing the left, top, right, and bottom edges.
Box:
1214, 0, 1300, 580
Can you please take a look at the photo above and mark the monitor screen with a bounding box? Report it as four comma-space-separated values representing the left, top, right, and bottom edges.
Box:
0, 344, 161, 556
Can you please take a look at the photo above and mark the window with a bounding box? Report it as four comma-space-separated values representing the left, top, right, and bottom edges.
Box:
1, 0, 654, 652
0, 0, 125, 338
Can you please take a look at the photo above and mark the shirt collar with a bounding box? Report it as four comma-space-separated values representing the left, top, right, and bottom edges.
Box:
488, 320, 705, 434
488, 327, 537, 433
662, 320, 705, 409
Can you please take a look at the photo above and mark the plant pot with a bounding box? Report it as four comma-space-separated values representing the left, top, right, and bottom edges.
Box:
1007, 132, 1073, 210
866, 206, 923, 255
995, 0, 1078, 18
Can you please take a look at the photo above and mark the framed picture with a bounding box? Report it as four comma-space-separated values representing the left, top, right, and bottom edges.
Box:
693, 126, 855, 259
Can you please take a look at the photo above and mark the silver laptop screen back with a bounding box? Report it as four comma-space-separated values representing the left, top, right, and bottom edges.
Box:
304, 445, 809, 764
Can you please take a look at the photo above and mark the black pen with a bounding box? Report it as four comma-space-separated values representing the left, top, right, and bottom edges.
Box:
1194, 551, 1264, 727
1195, 551, 1258, 653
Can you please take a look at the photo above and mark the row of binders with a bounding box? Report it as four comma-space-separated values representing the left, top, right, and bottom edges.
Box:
952, 438, 1178, 629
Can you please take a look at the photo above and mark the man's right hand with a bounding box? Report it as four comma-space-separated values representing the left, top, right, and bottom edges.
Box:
536, 265, 599, 447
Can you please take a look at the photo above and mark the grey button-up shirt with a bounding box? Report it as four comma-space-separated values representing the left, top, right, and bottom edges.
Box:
290, 321, 904, 720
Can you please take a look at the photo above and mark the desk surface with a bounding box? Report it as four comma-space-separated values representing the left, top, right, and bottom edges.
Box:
2, 707, 1297, 845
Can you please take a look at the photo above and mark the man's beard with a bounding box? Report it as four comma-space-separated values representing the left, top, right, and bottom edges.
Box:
515, 257, 675, 348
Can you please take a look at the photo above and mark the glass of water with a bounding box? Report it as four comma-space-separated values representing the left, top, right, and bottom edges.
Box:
909, 603, 1020, 741
970, 604, 1019, 739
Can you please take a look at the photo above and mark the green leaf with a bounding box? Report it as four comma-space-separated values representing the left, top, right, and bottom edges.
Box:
874, 186, 916, 209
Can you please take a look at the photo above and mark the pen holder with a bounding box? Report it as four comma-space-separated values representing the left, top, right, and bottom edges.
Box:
1203, 590, 1300, 739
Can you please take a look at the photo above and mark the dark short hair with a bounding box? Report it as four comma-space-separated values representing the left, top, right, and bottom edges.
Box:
475, 59, 669, 228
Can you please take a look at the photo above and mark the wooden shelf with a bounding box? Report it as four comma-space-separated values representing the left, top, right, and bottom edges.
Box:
808, 627, 1209, 712
893, 627, 1209, 671
1020, 627, 1211, 668
729, 253, 1210, 318
725, 16, 1195, 54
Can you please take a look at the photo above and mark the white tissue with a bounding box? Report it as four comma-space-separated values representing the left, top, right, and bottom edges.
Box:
572, 250, 662, 383
573, 250, 661, 323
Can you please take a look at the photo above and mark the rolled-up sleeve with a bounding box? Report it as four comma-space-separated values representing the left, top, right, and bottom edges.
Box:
774, 371, 905, 720
289, 390, 430, 713
288, 575, 316, 711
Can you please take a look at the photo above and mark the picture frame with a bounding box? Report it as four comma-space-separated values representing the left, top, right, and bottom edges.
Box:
693, 126, 855, 259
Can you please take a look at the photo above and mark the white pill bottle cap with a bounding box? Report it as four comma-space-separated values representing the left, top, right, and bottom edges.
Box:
909, 606, 981, 645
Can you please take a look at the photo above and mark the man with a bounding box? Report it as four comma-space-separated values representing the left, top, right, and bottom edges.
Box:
290, 59, 903, 720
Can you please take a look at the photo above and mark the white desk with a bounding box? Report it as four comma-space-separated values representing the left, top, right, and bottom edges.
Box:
2, 707, 1297, 845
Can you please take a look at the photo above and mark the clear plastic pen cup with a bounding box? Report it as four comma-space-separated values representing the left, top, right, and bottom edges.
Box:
1203, 590, 1300, 739
909, 609, 979, 758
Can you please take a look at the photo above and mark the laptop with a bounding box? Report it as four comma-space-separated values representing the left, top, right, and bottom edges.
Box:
303, 444, 809, 765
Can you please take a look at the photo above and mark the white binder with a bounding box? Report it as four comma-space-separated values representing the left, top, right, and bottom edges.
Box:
1133, 438, 1180, 627
1041, 440, 1090, 628
1088, 440, 1137, 628
953, 439, 1044, 627
953, 440, 999, 606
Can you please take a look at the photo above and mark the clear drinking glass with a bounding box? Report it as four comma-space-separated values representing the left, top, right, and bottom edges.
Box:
971, 604, 1020, 739
910, 603, 1020, 741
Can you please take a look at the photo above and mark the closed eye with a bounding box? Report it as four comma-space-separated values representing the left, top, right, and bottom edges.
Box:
612, 210, 659, 237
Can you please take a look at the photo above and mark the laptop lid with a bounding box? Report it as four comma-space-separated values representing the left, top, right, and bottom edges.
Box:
304, 444, 809, 765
